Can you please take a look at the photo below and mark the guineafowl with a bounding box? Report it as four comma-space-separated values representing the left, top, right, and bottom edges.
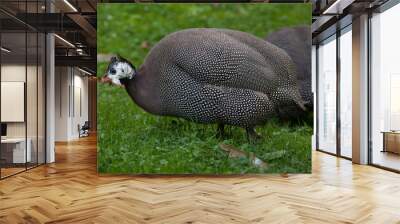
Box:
266, 26, 312, 112
103, 28, 306, 139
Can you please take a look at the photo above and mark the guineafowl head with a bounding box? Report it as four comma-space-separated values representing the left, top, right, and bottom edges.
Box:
104, 55, 136, 85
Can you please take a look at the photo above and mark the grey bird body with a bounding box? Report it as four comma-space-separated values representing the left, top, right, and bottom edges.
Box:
115, 28, 305, 132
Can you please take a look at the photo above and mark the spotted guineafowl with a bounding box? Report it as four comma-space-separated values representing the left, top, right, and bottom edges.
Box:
103, 28, 306, 139
266, 26, 312, 112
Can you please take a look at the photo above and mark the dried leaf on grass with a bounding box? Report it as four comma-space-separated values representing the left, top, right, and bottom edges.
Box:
219, 143, 268, 169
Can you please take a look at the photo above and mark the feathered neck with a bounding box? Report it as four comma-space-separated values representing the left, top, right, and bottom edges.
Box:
119, 67, 162, 115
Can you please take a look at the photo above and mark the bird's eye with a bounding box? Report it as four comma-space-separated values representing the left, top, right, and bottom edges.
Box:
121, 69, 124, 73
110, 68, 116, 75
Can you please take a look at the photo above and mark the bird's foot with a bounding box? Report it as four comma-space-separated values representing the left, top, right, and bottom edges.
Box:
246, 127, 262, 143
216, 124, 225, 139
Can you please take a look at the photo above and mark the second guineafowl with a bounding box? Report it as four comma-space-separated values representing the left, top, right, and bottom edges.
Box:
103, 28, 306, 139
266, 26, 312, 112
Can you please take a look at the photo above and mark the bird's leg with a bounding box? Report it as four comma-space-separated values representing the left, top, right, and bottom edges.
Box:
246, 127, 262, 142
216, 124, 225, 139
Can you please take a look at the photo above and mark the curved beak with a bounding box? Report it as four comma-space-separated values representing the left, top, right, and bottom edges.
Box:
100, 74, 124, 88
101, 75, 112, 84
297, 101, 307, 111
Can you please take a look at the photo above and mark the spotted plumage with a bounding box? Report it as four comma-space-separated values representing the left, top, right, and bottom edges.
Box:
105, 28, 306, 138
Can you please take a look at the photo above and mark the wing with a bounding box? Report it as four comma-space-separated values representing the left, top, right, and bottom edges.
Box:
155, 28, 294, 95
158, 63, 275, 127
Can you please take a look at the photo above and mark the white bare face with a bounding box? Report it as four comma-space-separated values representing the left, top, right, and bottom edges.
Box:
107, 61, 134, 85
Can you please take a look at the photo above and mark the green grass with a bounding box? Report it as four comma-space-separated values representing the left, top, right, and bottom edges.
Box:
97, 3, 312, 174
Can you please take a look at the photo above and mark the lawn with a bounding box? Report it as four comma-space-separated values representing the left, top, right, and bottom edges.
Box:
97, 3, 312, 174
